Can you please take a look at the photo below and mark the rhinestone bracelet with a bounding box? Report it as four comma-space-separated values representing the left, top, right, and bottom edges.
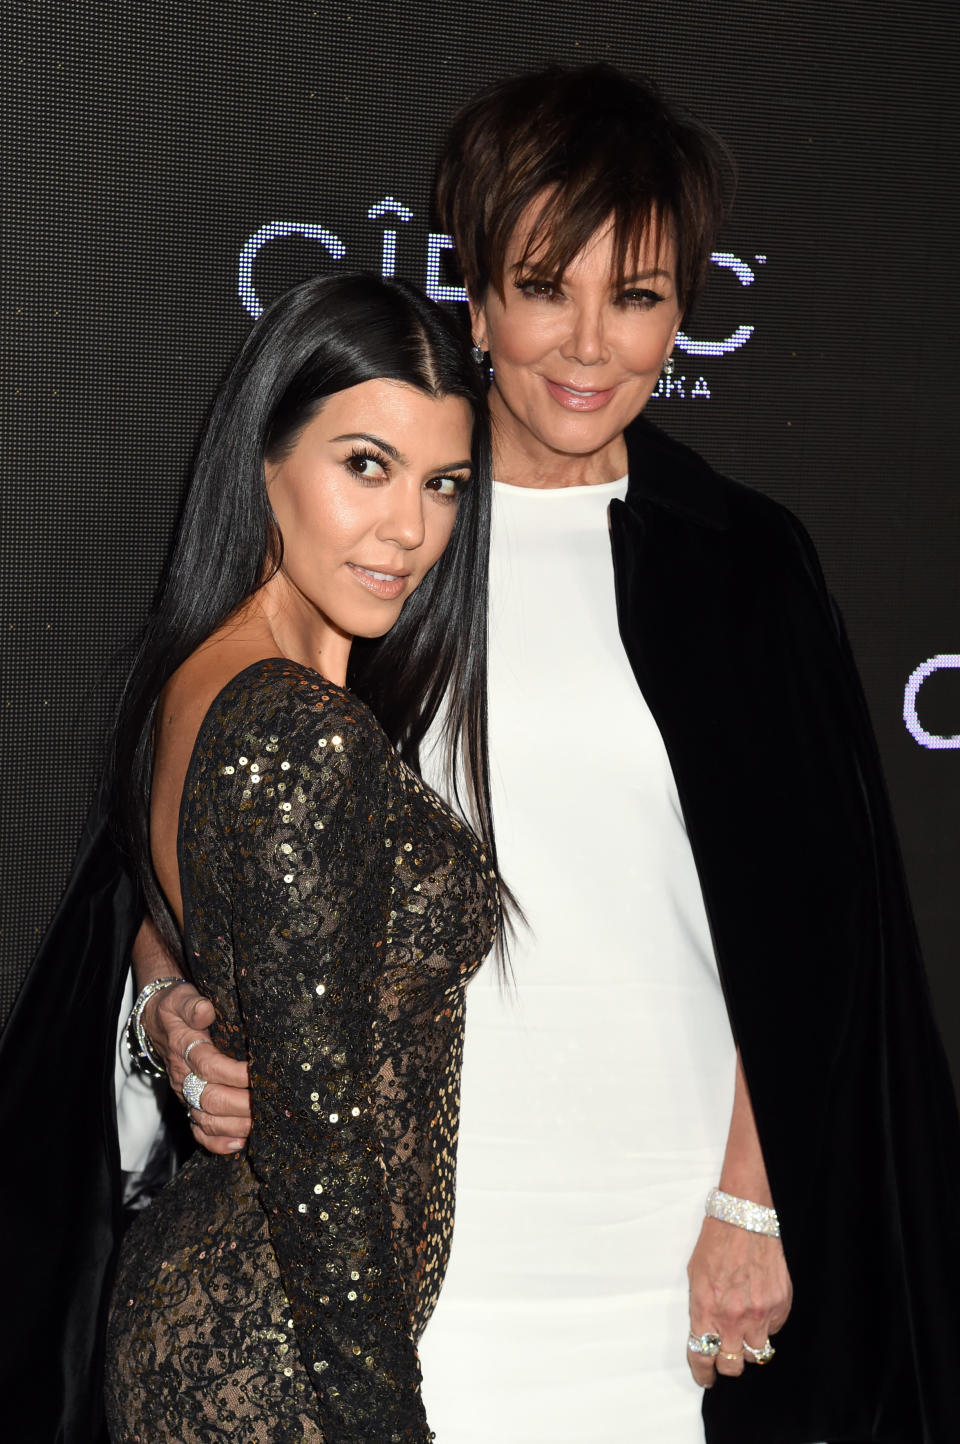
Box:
125, 977, 187, 1079
705, 1186, 780, 1238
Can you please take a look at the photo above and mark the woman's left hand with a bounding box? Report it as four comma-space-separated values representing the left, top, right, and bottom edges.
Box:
686, 1217, 792, 1386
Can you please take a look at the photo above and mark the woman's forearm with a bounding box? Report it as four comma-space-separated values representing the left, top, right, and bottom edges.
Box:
131, 916, 187, 1048
131, 916, 183, 992
717, 1051, 774, 1206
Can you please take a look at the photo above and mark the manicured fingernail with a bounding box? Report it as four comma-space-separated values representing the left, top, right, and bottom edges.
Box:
228, 1139, 245, 1151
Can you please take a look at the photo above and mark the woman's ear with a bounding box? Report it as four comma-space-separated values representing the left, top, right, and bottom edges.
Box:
468, 293, 489, 354
665, 311, 683, 366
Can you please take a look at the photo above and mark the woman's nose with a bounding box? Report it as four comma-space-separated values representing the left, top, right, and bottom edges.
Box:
559, 305, 607, 366
379, 480, 426, 550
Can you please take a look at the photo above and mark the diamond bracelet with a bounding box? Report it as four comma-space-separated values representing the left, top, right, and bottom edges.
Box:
126, 976, 187, 1079
705, 1186, 780, 1238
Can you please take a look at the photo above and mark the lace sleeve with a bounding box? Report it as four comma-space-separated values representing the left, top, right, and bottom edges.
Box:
210, 680, 430, 1441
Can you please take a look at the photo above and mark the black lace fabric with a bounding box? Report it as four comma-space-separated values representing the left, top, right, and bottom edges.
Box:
105, 660, 499, 1441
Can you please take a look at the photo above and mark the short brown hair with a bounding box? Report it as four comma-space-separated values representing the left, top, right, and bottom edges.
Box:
433, 64, 734, 313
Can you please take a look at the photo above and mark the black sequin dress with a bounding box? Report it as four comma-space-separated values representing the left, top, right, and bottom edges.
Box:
104, 659, 499, 1442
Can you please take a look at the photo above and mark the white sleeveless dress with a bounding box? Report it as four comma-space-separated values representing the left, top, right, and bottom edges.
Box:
417, 477, 737, 1443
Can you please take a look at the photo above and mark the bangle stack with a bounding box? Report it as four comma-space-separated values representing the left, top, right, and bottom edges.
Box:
705, 1186, 780, 1238
125, 977, 187, 1078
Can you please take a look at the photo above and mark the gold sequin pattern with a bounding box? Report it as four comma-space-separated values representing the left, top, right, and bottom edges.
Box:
105, 660, 497, 1441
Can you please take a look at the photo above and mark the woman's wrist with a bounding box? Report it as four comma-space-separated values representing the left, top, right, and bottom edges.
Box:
705, 1186, 780, 1238
125, 976, 187, 1076
717, 1164, 773, 1209
139, 988, 171, 1059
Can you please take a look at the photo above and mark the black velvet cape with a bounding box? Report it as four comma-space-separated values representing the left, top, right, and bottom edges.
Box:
1, 414, 958, 1442
614, 416, 960, 1442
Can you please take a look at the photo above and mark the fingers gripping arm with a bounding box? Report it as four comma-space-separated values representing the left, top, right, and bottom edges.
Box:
131, 918, 251, 1152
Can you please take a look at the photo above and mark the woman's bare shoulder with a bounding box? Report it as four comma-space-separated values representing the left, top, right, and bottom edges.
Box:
151, 626, 280, 919
157, 626, 277, 759
155, 623, 378, 798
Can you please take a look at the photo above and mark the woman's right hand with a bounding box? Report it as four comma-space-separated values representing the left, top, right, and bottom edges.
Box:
133, 918, 252, 1154
142, 983, 252, 1154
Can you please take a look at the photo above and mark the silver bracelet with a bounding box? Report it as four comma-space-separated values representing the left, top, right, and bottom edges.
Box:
705, 1186, 780, 1238
125, 977, 187, 1079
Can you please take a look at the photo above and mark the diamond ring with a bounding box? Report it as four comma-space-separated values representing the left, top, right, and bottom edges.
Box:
183, 1038, 205, 1068
743, 1338, 775, 1364
687, 1332, 722, 1357
182, 1072, 208, 1111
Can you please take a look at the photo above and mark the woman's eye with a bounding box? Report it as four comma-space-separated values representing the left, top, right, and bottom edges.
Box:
424, 474, 465, 500
517, 279, 560, 301
619, 288, 664, 309
346, 451, 388, 482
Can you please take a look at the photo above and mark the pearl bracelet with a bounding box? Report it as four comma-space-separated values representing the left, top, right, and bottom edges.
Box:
705, 1186, 780, 1238
125, 977, 187, 1079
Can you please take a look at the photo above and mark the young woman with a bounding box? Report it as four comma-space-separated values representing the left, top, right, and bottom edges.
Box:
100, 273, 502, 1440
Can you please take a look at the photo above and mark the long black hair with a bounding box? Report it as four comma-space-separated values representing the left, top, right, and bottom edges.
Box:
109, 272, 505, 962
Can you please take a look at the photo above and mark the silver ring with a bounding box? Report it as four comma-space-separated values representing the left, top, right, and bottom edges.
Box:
182, 1072, 208, 1111
687, 1331, 722, 1357
743, 1337, 775, 1364
183, 1038, 205, 1068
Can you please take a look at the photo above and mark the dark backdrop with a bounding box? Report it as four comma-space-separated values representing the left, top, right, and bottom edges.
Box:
3, 0, 959, 1079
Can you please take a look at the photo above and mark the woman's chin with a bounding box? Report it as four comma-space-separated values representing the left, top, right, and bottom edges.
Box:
352, 609, 406, 641
515, 401, 642, 459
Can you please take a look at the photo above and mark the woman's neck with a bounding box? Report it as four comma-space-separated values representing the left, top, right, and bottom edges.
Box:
242, 582, 352, 688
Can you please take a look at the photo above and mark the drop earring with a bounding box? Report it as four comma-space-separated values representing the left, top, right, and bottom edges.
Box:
471, 344, 486, 366
662, 354, 675, 378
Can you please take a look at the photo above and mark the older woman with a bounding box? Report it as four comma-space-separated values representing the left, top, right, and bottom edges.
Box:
88, 64, 960, 1443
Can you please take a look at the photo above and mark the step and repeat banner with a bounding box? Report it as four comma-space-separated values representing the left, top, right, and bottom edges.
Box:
3, 1, 959, 1069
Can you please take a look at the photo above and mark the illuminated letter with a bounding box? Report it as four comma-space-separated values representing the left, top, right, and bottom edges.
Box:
426, 234, 468, 303
903, 654, 960, 749
238, 222, 347, 318
367, 197, 413, 277
675, 251, 756, 357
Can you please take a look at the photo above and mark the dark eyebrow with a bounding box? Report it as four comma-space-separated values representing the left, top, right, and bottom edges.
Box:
332, 432, 472, 475
434, 460, 473, 474
511, 264, 674, 285
331, 432, 407, 465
